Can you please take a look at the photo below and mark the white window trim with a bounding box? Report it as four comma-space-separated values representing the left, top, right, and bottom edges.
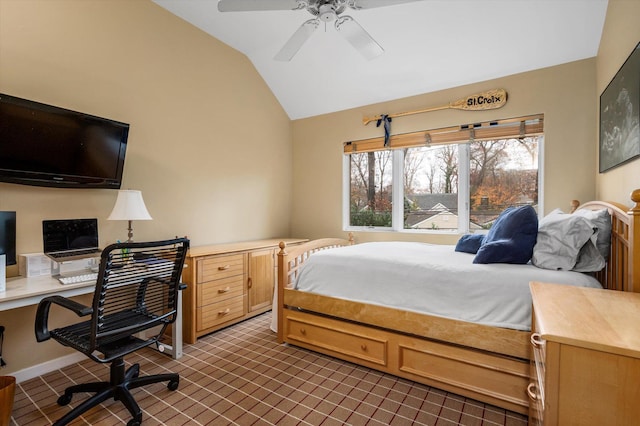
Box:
538, 136, 545, 215
342, 154, 351, 230
344, 136, 545, 234
391, 150, 404, 231
457, 144, 470, 234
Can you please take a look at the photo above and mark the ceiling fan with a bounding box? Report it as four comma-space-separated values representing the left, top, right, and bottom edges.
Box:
217, 0, 422, 61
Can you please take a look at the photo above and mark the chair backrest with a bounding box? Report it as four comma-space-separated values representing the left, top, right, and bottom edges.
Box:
88, 238, 189, 351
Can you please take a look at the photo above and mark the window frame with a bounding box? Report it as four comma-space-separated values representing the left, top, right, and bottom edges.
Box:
343, 116, 544, 234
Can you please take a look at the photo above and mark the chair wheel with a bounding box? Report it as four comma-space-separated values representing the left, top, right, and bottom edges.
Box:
57, 393, 72, 406
127, 419, 141, 426
168, 379, 179, 391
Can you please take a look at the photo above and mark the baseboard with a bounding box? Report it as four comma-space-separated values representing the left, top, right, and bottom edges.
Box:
12, 353, 85, 383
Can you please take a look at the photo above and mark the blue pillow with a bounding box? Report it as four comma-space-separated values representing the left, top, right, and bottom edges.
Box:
455, 234, 485, 254
473, 205, 538, 264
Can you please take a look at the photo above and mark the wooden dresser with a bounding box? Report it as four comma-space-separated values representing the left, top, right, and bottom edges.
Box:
182, 238, 307, 344
528, 282, 640, 425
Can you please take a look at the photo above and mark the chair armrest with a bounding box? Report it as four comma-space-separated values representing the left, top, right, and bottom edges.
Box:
35, 295, 93, 342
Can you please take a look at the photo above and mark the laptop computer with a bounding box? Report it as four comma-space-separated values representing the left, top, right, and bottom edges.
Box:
43, 218, 101, 262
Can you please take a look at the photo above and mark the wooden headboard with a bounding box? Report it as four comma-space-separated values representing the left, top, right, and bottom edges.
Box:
577, 189, 640, 292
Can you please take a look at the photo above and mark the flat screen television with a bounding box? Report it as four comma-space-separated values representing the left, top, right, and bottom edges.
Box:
0, 93, 129, 189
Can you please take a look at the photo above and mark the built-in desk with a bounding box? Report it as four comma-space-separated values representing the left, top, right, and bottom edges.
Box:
0, 274, 183, 359
0, 275, 96, 311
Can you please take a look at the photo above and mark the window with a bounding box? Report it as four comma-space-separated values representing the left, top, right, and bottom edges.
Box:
348, 151, 393, 227
344, 115, 543, 233
403, 144, 461, 231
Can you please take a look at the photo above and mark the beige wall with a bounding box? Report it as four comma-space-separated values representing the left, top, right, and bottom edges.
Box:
0, 0, 635, 378
291, 59, 597, 243
596, 0, 640, 205
0, 0, 292, 375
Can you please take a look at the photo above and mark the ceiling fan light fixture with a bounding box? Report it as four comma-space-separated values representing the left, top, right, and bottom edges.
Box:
318, 4, 337, 22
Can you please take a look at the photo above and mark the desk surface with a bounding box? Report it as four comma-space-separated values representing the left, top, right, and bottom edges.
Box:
0, 273, 183, 359
0, 274, 96, 311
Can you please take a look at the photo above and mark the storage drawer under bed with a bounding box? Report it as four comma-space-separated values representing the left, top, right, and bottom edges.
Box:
282, 309, 530, 414
285, 314, 388, 366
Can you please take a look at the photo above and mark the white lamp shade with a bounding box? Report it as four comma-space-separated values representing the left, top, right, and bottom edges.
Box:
108, 190, 153, 221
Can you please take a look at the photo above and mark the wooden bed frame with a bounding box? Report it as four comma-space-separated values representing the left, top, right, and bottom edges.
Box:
276, 190, 640, 415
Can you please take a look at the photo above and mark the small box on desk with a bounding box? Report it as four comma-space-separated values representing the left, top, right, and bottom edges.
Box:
18, 253, 51, 277
51, 258, 96, 277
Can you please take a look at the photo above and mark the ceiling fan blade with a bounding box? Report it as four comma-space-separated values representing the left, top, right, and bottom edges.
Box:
346, 0, 423, 10
218, 0, 305, 12
274, 19, 319, 61
335, 16, 384, 60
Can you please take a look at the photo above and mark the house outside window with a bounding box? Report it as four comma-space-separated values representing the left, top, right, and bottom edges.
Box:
343, 115, 543, 234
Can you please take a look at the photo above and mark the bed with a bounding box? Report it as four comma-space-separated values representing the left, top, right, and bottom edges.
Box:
276, 191, 640, 415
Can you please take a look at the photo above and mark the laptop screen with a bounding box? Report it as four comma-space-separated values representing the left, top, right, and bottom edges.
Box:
43, 218, 99, 254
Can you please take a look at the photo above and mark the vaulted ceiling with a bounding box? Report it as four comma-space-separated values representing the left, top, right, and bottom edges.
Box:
153, 0, 608, 119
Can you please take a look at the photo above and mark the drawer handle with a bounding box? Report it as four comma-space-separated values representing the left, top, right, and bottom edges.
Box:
218, 308, 230, 316
218, 265, 231, 271
300, 328, 306, 335
218, 287, 230, 294
360, 344, 367, 351
531, 333, 544, 348
526, 382, 539, 401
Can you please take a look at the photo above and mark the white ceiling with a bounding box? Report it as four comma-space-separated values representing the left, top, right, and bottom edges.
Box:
153, 0, 608, 120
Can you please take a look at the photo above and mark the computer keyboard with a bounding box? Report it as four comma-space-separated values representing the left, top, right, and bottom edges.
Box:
58, 273, 98, 285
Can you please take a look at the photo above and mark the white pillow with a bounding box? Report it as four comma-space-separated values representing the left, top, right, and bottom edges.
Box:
573, 208, 612, 259
532, 209, 603, 271
573, 234, 605, 272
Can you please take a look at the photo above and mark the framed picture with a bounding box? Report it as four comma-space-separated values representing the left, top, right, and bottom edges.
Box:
599, 41, 640, 173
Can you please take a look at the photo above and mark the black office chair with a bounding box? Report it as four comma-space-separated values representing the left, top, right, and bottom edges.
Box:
35, 238, 189, 426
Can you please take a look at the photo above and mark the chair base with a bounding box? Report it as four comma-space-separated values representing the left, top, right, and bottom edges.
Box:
54, 358, 179, 426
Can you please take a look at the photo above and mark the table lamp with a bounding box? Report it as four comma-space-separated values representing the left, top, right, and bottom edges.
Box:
107, 190, 152, 242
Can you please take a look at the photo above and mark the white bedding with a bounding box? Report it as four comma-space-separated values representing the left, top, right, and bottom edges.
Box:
293, 242, 602, 331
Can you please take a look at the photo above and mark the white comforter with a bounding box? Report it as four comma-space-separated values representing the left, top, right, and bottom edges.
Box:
294, 242, 602, 331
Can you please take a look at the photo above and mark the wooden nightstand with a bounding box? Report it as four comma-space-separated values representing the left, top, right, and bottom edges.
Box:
528, 282, 640, 425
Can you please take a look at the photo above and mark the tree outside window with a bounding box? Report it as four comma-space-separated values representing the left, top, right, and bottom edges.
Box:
347, 136, 541, 232
349, 150, 393, 226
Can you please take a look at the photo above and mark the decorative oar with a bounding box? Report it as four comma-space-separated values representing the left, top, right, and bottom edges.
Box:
363, 88, 508, 125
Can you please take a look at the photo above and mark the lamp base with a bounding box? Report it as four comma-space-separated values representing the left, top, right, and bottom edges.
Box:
126, 220, 134, 243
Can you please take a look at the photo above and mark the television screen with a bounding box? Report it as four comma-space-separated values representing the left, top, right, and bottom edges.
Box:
0, 93, 128, 189
0, 211, 16, 266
